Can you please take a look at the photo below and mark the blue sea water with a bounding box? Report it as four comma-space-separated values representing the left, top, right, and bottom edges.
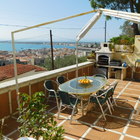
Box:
0, 42, 75, 52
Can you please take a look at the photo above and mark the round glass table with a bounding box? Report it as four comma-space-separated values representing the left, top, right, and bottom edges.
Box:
59, 76, 107, 96
59, 76, 107, 116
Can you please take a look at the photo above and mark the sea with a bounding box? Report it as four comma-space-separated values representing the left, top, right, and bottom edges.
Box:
0, 42, 75, 52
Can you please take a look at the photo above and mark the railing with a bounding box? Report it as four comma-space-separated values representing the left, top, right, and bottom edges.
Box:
0, 62, 94, 119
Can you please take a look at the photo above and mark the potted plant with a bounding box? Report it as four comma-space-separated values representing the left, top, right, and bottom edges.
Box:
109, 35, 134, 52
87, 51, 96, 62
109, 44, 115, 52
18, 91, 64, 140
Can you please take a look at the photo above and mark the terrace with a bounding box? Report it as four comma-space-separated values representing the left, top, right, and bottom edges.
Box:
0, 61, 140, 140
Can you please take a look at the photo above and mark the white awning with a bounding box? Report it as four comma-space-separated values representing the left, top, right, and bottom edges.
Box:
76, 9, 140, 42
76, 10, 102, 41
101, 8, 140, 24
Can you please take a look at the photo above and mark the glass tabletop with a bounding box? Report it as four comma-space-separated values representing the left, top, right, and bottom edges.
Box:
59, 76, 107, 95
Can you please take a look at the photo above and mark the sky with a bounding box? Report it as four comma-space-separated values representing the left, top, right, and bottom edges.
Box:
0, 0, 125, 42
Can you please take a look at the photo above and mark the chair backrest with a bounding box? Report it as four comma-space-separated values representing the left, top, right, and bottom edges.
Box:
58, 91, 71, 105
100, 81, 118, 99
56, 75, 68, 85
112, 81, 118, 92
93, 74, 107, 79
100, 86, 114, 100
106, 87, 114, 98
44, 80, 58, 91
44, 80, 54, 91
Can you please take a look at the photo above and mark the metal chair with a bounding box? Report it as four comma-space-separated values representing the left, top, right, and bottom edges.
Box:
44, 80, 59, 110
108, 81, 119, 108
96, 81, 119, 111
56, 75, 68, 85
93, 74, 107, 79
93, 74, 107, 90
89, 87, 113, 120
57, 91, 80, 123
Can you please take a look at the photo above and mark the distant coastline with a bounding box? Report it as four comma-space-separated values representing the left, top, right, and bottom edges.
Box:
0, 41, 99, 52
0, 42, 76, 52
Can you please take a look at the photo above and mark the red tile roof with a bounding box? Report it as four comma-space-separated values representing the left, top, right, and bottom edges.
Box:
0, 64, 46, 81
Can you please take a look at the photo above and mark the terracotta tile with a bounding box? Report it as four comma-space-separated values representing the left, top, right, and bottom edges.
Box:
132, 106, 140, 121
2, 117, 19, 136
114, 91, 120, 95
76, 111, 100, 124
123, 89, 140, 95
123, 136, 137, 140
126, 122, 140, 138
2, 78, 140, 140
115, 87, 124, 92
108, 79, 116, 82
9, 131, 20, 139
47, 101, 57, 107
55, 116, 67, 125
118, 80, 130, 85
49, 107, 59, 114
12, 113, 19, 119
56, 108, 74, 118
119, 94, 139, 101
96, 116, 128, 133
127, 84, 140, 90
106, 106, 132, 119
132, 114, 140, 122
46, 101, 59, 113
62, 120, 89, 139
130, 82, 140, 86
85, 127, 121, 140
115, 100, 136, 110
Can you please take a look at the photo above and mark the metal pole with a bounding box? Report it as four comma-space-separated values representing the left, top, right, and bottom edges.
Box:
11, 32, 20, 108
12, 10, 97, 34
104, 19, 107, 42
50, 30, 54, 70
76, 41, 79, 78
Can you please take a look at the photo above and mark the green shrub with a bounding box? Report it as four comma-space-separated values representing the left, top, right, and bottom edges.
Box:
110, 35, 134, 45
17, 92, 64, 140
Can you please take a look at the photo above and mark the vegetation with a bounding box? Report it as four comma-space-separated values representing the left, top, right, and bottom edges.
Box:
17, 92, 64, 140
89, 0, 140, 35
120, 21, 135, 37
87, 51, 96, 59
109, 35, 134, 45
44, 55, 87, 70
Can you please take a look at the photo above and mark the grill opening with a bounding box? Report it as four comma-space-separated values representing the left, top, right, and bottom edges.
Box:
98, 55, 109, 65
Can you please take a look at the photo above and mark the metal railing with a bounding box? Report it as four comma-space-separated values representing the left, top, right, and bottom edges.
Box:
0, 62, 94, 119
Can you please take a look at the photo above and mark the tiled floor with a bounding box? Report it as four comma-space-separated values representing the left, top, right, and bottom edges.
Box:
2, 79, 140, 140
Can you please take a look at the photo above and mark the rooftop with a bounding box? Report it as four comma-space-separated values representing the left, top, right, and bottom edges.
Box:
0, 64, 46, 81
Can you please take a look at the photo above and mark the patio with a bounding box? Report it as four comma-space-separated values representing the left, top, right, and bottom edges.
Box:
2, 78, 140, 140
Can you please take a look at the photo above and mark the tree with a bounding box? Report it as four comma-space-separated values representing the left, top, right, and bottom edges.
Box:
89, 0, 140, 35
43, 55, 87, 70
120, 21, 134, 37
